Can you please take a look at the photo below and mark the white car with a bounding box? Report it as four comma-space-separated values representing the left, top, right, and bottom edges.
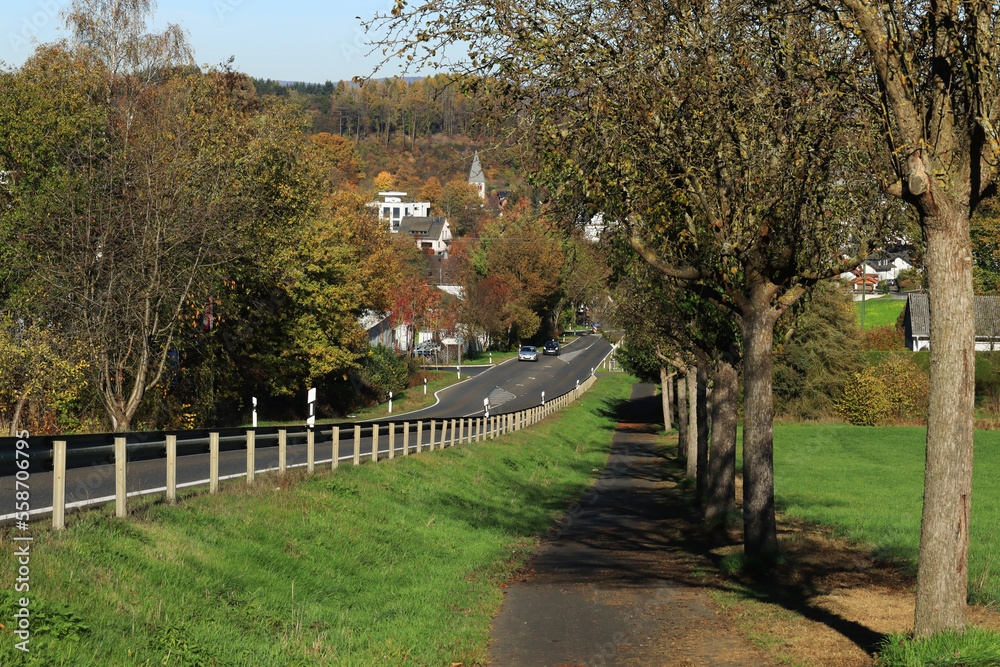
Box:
518, 345, 539, 362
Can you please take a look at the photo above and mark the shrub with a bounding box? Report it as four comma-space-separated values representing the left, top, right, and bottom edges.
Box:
358, 345, 411, 402
863, 325, 905, 351
836, 355, 929, 425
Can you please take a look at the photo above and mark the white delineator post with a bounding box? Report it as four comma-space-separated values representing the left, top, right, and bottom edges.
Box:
306, 388, 316, 428
424, 378, 427, 395
252, 396, 258, 428
389, 391, 393, 414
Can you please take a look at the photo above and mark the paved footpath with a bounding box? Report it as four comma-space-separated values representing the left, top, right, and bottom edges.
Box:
487, 383, 772, 667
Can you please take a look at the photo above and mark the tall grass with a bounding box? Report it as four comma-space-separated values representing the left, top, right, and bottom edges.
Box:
0, 375, 636, 666
771, 422, 1000, 605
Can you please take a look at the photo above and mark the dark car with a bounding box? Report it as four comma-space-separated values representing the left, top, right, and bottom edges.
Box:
543, 340, 560, 356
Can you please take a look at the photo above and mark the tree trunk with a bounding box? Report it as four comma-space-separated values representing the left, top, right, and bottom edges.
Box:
914, 209, 975, 636
686, 367, 697, 480
659, 365, 673, 430
696, 364, 709, 505
676, 371, 688, 462
10, 390, 29, 437
706, 359, 738, 529
741, 288, 780, 561
666, 372, 674, 427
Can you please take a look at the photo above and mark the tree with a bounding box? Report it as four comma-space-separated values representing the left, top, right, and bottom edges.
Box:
0, 318, 88, 435
373, 170, 395, 191
438, 178, 487, 236
460, 206, 564, 347
419, 176, 443, 204
817, 0, 1000, 635
1, 4, 315, 431
308, 132, 362, 189
271, 192, 398, 391
368, 0, 891, 561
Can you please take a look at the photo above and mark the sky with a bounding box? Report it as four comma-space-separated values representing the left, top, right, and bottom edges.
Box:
0, 0, 442, 83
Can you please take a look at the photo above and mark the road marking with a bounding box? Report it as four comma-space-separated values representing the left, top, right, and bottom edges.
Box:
487, 386, 517, 409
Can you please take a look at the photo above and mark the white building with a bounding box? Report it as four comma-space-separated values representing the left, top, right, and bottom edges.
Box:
369, 191, 432, 232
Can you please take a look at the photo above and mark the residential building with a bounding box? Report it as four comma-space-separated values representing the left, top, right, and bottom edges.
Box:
368, 191, 432, 232
903, 293, 1000, 351
398, 216, 452, 255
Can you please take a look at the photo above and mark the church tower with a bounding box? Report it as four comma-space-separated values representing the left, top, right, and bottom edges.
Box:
468, 151, 486, 199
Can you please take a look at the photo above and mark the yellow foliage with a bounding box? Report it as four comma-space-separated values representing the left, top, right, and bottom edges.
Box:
836, 356, 929, 425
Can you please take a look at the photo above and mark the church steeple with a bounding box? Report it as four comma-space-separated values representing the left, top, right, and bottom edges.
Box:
468, 151, 486, 199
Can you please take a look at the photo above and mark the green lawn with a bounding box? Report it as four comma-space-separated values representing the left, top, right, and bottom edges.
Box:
855, 296, 906, 329
0, 375, 636, 666
769, 422, 1000, 605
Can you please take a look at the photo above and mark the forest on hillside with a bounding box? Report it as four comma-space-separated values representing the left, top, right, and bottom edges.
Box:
251, 75, 539, 200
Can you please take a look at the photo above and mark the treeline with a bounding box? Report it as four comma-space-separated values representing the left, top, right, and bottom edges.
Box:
252, 74, 487, 147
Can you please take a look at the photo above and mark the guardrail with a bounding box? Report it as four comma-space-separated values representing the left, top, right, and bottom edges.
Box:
2, 373, 602, 529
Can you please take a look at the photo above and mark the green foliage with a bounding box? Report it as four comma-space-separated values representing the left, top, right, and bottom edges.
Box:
773, 283, 862, 419
358, 345, 413, 402
876, 628, 1000, 666
835, 356, 929, 425
897, 268, 924, 292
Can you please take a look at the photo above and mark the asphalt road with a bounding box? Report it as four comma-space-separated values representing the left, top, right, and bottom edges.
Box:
1, 334, 613, 523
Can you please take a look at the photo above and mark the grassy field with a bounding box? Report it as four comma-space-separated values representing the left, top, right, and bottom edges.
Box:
855, 296, 906, 329
769, 422, 1000, 605
0, 375, 636, 666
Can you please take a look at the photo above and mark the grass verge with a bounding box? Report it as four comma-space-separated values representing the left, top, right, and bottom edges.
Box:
0, 374, 637, 666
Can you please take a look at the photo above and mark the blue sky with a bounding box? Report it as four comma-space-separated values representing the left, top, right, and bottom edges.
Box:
1, 0, 440, 83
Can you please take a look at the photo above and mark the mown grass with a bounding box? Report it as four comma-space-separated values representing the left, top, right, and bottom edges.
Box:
769, 422, 1000, 606
0, 374, 636, 666
855, 296, 906, 329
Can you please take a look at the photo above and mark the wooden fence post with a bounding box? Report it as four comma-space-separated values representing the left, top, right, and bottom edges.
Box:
278, 429, 287, 474
403, 422, 410, 456
166, 435, 177, 504
449, 419, 456, 447
429, 420, 436, 451
416, 421, 423, 453
246, 430, 255, 484
331, 426, 340, 469
115, 436, 126, 518
389, 423, 395, 459
307, 428, 315, 473
353, 425, 361, 465
372, 423, 380, 463
210, 432, 219, 493
52, 440, 66, 530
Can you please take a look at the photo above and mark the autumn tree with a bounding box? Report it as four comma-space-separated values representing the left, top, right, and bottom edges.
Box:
815, 0, 1000, 634
308, 132, 362, 189
460, 206, 564, 347
1, 2, 315, 431
0, 317, 88, 435
437, 178, 488, 236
